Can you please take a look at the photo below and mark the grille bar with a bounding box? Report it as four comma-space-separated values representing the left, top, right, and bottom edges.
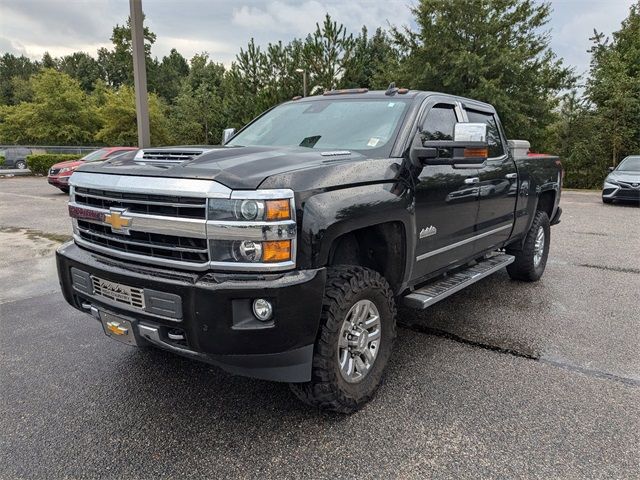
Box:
74, 187, 206, 219
77, 225, 208, 254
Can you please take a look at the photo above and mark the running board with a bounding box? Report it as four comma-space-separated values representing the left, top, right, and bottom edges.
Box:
403, 254, 515, 309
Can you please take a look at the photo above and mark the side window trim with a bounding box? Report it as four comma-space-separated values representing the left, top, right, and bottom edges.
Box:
419, 101, 460, 138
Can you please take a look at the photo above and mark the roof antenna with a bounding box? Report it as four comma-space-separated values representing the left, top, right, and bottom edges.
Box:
385, 82, 399, 96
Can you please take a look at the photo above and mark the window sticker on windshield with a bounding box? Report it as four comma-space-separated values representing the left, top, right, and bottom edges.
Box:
368, 137, 381, 147
387, 102, 395, 107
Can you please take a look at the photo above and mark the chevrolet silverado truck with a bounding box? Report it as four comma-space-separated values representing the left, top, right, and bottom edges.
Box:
57, 87, 562, 413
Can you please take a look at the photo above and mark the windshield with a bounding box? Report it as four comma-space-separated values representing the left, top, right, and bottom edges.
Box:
81, 148, 109, 162
227, 99, 410, 155
617, 156, 640, 172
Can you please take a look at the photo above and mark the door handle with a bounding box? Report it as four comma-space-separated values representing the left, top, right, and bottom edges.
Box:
464, 177, 480, 184
505, 173, 518, 179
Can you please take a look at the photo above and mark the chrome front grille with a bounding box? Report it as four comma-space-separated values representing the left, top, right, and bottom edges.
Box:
77, 220, 209, 263
74, 187, 206, 219
68, 172, 297, 272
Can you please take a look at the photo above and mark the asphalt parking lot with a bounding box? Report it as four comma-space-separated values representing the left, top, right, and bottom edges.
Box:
1, 177, 639, 479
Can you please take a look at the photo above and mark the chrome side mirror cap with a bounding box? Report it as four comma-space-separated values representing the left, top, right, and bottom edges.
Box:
454, 122, 487, 142
222, 128, 236, 145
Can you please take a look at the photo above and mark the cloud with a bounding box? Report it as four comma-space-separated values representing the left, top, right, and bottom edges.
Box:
231, 0, 415, 37
547, 0, 633, 79
0, 0, 633, 78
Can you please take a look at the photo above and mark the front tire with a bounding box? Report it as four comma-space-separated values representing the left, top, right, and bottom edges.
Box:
602, 197, 613, 204
15, 160, 26, 170
506, 210, 550, 282
290, 266, 397, 413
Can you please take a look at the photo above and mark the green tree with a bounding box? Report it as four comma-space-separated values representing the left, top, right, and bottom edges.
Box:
0, 69, 99, 144
0, 53, 40, 105
155, 49, 190, 103
170, 53, 226, 144
392, 0, 575, 148
585, 2, 640, 168
303, 14, 356, 91
97, 16, 156, 89
95, 85, 170, 146
58, 52, 104, 92
342, 27, 399, 89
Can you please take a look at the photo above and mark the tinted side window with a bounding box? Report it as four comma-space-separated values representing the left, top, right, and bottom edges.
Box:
421, 104, 457, 142
466, 110, 505, 157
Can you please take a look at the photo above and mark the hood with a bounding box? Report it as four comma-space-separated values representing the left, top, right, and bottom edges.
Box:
607, 170, 640, 184
52, 159, 84, 170
76, 145, 368, 190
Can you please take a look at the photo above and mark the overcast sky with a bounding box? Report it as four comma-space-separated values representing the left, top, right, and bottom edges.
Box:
0, 0, 634, 82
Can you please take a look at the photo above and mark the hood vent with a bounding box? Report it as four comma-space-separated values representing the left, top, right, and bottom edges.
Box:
135, 149, 208, 165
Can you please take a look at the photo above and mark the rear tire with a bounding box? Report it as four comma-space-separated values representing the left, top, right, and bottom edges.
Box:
289, 266, 397, 413
506, 210, 550, 282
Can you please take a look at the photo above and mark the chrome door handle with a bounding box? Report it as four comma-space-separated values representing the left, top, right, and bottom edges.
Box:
464, 177, 480, 184
505, 173, 518, 179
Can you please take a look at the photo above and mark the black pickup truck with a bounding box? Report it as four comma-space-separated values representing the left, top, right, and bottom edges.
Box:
57, 88, 562, 413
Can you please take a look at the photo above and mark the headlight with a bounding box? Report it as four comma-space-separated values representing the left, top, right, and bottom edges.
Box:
208, 198, 292, 221
210, 239, 292, 263
604, 179, 619, 187
207, 191, 295, 268
59, 166, 78, 174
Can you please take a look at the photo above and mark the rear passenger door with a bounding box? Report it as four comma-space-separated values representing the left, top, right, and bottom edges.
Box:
412, 99, 480, 280
466, 109, 517, 252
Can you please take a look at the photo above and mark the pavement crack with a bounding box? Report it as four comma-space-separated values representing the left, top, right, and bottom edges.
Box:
538, 357, 640, 387
577, 263, 640, 274
402, 324, 640, 388
402, 323, 539, 360
572, 231, 609, 237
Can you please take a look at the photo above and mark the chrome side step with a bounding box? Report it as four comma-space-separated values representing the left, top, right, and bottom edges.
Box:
403, 254, 515, 309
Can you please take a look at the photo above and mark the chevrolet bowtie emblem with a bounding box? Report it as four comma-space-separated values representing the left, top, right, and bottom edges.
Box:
104, 208, 132, 234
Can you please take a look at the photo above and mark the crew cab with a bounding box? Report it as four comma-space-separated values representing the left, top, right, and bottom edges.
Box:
56, 88, 562, 413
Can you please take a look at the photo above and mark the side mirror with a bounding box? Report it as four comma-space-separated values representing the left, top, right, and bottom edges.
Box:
608, 166, 615, 172
454, 122, 487, 142
410, 122, 489, 167
222, 128, 236, 145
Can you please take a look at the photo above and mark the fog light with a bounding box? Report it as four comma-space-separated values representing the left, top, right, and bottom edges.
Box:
252, 298, 273, 321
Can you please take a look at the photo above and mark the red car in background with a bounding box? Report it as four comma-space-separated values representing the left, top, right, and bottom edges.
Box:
48, 147, 137, 192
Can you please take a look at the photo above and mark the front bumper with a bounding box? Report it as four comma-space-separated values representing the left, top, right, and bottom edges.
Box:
56, 242, 326, 382
48, 175, 71, 188
602, 183, 640, 203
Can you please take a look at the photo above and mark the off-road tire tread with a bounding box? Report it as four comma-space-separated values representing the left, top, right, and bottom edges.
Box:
289, 266, 396, 413
506, 210, 550, 282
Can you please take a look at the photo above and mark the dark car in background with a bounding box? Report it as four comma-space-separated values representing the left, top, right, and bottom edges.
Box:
0, 147, 41, 169
602, 155, 640, 205
48, 147, 137, 192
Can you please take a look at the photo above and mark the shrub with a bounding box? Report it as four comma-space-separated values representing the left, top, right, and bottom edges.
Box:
26, 154, 83, 175
0, 156, 4, 167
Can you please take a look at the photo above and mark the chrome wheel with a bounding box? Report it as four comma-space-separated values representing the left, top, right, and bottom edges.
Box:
337, 299, 381, 383
533, 226, 545, 267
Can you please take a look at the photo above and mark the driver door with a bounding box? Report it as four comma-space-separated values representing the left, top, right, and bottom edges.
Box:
412, 99, 480, 280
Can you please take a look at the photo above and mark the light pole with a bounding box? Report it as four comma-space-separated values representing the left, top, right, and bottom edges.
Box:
295, 68, 307, 97
130, 0, 150, 148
